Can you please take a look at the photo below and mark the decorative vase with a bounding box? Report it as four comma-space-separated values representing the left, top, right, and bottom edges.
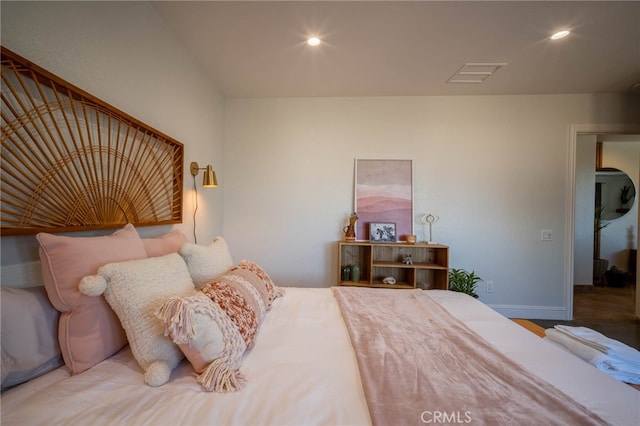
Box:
343, 212, 358, 242
341, 265, 351, 281
343, 224, 356, 242
351, 265, 361, 282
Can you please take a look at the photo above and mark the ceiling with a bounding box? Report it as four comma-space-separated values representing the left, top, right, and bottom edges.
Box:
151, 1, 640, 98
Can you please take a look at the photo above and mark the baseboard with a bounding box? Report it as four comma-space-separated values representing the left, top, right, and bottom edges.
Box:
487, 304, 566, 320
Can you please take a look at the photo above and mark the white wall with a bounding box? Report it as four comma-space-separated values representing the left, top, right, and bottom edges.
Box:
1, 2, 639, 320
224, 95, 638, 319
0, 1, 224, 286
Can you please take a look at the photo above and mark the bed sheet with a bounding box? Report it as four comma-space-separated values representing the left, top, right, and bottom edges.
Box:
2, 288, 638, 426
1, 288, 371, 426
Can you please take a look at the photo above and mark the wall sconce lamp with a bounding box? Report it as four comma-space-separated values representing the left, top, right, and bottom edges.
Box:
190, 161, 218, 187
189, 161, 218, 244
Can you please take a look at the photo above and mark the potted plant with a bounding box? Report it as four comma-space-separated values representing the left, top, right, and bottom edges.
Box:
448, 268, 481, 298
594, 205, 609, 233
620, 185, 633, 209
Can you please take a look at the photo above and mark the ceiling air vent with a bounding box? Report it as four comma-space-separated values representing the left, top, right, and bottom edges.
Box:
447, 63, 508, 84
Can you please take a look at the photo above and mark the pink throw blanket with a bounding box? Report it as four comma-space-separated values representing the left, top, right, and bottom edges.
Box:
333, 287, 606, 426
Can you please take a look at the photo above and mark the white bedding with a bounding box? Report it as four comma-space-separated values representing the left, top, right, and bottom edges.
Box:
431, 291, 639, 426
2, 288, 639, 426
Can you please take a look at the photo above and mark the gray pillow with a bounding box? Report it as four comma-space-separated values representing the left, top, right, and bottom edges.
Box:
1, 286, 63, 390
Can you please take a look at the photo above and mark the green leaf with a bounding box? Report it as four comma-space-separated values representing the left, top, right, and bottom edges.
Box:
448, 268, 482, 298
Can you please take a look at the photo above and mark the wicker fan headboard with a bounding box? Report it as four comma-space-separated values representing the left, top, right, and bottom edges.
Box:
1, 47, 184, 235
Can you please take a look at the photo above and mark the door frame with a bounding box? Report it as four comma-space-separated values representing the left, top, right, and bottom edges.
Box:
565, 123, 640, 320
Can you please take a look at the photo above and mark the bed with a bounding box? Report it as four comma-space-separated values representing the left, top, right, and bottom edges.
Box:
1, 227, 639, 426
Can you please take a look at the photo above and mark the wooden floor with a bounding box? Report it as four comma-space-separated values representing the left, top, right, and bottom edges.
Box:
574, 284, 637, 322
531, 284, 639, 350
573, 284, 639, 350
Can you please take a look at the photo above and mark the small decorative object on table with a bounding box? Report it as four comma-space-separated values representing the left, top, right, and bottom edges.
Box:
402, 254, 413, 265
405, 234, 417, 244
343, 212, 358, 242
420, 213, 439, 243
351, 264, 361, 282
341, 265, 351, 281
382, 277, 396, 285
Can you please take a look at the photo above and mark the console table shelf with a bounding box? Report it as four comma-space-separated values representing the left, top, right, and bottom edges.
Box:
338, 241, 449, 290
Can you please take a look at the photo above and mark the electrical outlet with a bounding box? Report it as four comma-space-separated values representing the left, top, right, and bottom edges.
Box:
485, 281, 494, 293
540, 229, 553, 241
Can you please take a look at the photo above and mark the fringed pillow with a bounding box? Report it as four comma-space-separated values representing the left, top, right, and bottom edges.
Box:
157, 260, 285, 392
79, 253, 195, 387
230, 260, 286, 310
201, 260, 285, 348
157, 293, 248, 393
200, 280, 261, 349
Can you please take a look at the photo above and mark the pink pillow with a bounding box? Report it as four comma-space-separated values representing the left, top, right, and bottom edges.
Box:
37, 224, 148, 374
142, 229, 188, 257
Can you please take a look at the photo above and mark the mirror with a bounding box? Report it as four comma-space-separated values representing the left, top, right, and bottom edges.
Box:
596, 168, 636, 221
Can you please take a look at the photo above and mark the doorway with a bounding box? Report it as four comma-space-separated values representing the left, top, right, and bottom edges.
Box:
568, 124, 640, 321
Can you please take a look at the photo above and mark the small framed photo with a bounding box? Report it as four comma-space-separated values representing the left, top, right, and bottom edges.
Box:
369, 222, 397, 242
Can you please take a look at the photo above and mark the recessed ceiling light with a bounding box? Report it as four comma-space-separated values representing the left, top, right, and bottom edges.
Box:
307, 37, 321, 46
550, 30, 570, 40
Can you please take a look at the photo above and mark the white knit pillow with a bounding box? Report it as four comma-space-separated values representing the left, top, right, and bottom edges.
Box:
79, 253, 195, 387
179, 237, 234, 289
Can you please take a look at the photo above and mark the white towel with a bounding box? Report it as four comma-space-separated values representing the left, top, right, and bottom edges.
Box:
546, 328, 640, 384
553, 325, 640, 367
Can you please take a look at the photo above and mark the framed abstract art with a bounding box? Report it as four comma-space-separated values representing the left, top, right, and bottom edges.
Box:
354, 159, 413, 241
